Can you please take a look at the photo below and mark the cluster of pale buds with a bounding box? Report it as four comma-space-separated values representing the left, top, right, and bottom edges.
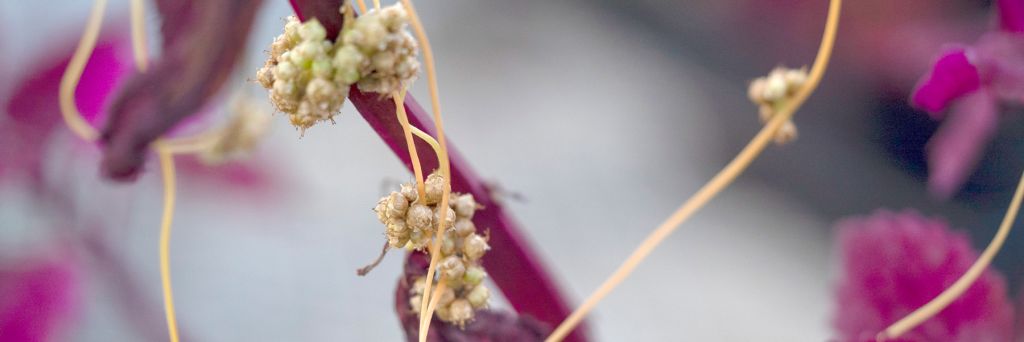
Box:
198, 97, 272, 164
341, 4, 420, 95
374, 172, 491, 327
257, 4, 420, 134
747, 66, 808, 145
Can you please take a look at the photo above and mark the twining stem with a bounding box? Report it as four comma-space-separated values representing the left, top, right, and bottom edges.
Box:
128, 3, 180, 341
397, 1, 454, 339
424, 276, 449, 328
60, 0, 107, 142
355, 0, 368, 14
155, 142, 180, 342
161, 130, 223, 155
545, 0, 841, 340
129, 0, 148, 72
63, 2, 183, 341
410, 126, 441, 155
373, 0, 381, 11
393, 90, 427, 199
880, 171, 1024, 339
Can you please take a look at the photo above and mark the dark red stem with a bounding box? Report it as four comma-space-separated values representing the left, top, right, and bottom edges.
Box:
289, 1, 588, 340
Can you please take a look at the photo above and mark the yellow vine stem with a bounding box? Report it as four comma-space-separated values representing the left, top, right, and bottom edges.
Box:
128, 4, 181, 342
545, 0, 841, 340
60, 0, 108, 142
373, 0, 381, 11
393, 90, 427, 199
398, 1, 454, 340
423, 276, 448, 328
879, 171, 1024, 339
355, 0, 368, 14
409, 126, 440, 155
153, 142, 181, 342
161, 129, 223, 155
129, 0, 148, 72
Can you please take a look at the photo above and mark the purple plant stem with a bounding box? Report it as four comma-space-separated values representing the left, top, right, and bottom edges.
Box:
289, 1, 588, 340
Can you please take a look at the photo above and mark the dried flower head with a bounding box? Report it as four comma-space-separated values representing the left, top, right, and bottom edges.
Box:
374, 171, 492, 327
748, 66, 807, 145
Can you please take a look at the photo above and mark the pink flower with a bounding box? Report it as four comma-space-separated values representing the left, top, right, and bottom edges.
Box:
911, 1, 1024, 198
0, 251, 80, 342
833, 210, 1013, 341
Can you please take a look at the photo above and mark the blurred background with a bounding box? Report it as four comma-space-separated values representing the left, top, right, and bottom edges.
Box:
0, 0, 1019, 340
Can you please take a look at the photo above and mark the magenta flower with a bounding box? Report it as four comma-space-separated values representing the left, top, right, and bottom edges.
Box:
833, 210, 1014, 341
911, 0, 1024, 198
0, 251, 80, 342
2, 34, 130, 184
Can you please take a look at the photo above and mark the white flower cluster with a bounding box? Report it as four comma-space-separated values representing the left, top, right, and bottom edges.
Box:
257, 4, 419, 134
374, 172, 491, 327
341, 5, 420, 95
747, 66, 807, 145
258, 17, 345, 133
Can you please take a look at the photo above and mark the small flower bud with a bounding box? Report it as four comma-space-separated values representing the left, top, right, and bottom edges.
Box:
440, 256, 466, 280
257, 61, 275, 89
406, 204, 432, 231
411, 277, 427, 294
466, 285, 490, 309
438, 287, 456, 307
462, 234, 489, 261
762, 73, 787, 101
748, 78, 766, 103
284, 17, 302, 42
386, 192, 409, 219
453, 218, 476, 237
463, 265, 486, 286
447, 299, 473, 326
373, 197, 388, 223
400, 183, 419, 202
774, 121, 798, 145
299, 19, 327, 42
424, 173, 446, 205
409, 294, 422, 313
433, 206, 456, 229
441, 231, 457, 255
452, 194, 477, 218
311, 59, 333, 79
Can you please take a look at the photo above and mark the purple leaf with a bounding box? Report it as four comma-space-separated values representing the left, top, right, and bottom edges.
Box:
100, 0, 263, 181
3, 34, 130, 182
288, 3, 588, 340
911, 48, 981, 117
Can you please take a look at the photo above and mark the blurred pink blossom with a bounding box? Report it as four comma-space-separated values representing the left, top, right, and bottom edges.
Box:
833, 210, 1013, 341
0, 251, 80, 342
912, 1, 1024, 198
1, 29, 278, 194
